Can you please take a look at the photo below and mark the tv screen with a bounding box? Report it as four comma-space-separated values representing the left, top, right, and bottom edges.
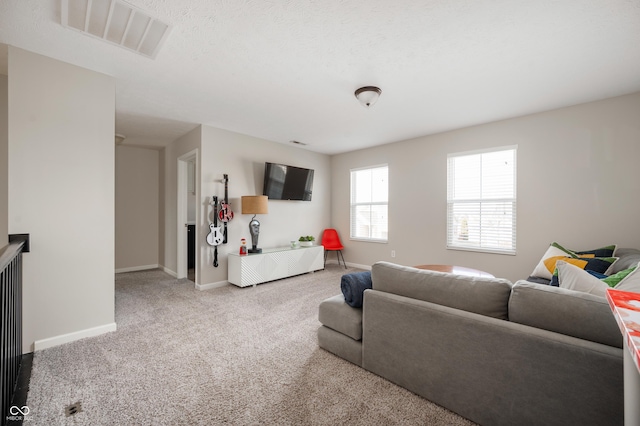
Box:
263, 162, 314, 201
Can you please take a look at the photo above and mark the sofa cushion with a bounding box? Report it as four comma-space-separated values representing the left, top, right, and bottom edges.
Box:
371, 262, 513, 320
508, 281, 622, 348
318, 294, 363, 340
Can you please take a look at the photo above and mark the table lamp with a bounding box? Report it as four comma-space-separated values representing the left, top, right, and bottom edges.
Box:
241, 195, 269, 253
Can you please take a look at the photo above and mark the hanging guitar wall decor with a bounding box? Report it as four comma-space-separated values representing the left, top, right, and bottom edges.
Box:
218, 174, 234, 244
206, 195, 224, 267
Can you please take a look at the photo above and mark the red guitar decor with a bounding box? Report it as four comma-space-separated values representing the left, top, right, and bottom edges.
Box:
218, 174, 234, 222
218, 174, 233, 245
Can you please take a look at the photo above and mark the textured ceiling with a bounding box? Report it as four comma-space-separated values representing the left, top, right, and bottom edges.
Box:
1, 0, 639, 154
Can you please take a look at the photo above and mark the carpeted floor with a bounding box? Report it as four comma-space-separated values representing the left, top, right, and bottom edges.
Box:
26, 265, 476, 425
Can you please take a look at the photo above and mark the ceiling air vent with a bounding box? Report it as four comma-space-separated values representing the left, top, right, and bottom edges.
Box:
61, 0, 171, 59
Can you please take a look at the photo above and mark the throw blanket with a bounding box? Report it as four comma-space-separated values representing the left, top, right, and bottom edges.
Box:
341, 271, 373, 308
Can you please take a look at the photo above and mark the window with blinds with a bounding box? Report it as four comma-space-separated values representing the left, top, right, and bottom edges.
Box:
447, 147, 517, 254
350, 165, 388, 242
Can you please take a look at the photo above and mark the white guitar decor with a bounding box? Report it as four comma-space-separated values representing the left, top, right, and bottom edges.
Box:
206, 196, 223, 267
207, 223, 224, 246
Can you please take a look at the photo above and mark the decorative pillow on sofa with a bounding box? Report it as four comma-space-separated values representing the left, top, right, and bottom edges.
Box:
548, 256, 618, 286
571, 244, 617, 258
615, 262, 640, 293
557, 260, 640, 297
602, 266, 637, 287
556, 261, 610, 298
531, 242, 617, 280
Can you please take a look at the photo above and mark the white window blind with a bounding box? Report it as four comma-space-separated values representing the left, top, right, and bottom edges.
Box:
350, 165, 388, 242
447, 147, 517, 254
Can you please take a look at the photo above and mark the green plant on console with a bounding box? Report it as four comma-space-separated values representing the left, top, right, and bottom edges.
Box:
299, 236, 315, 242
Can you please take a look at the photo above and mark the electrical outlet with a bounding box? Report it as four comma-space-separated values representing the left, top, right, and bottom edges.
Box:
391, 250, 396, 258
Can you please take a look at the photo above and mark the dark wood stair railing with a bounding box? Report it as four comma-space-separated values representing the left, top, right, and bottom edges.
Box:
1, 241, 26, 425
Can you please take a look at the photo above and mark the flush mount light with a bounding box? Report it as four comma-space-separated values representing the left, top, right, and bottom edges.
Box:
355, 86, 382, 108
61, 0, 171, 59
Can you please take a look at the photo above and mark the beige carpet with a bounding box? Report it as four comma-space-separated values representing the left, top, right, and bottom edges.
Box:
26, 265, 476, 425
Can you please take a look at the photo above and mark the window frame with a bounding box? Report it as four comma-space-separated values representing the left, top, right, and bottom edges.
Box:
446, 146, 517, 255
350, 164, 389, 243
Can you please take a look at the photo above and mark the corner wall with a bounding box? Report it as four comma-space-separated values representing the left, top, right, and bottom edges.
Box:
8, 47, 115, 352
331, 92, 640, 282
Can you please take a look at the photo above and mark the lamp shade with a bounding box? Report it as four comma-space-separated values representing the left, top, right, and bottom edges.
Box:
241, 195, 269, 215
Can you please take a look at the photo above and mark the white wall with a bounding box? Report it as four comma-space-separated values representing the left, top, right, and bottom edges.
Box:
331, 92, 640, 282
8, 47, 115, 352
0, 74, 7, 247
115, 145, 159, 271
161, 125, 332, 288
198, 125, 331, 287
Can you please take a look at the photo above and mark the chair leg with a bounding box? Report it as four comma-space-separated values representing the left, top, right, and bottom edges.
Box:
338, 250, 346, 269
324, 250, 328, 267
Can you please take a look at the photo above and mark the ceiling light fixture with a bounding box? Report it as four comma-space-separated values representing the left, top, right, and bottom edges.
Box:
355, 86, 382, 108
115, 133, 126, 144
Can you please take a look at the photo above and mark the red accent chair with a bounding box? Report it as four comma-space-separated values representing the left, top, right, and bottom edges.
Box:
321, 228, 346, 269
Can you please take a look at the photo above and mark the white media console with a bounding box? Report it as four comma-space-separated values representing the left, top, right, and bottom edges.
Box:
227, 245, 324, 287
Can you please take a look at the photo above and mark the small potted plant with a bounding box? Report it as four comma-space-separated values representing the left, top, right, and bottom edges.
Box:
298, 236, 315, 247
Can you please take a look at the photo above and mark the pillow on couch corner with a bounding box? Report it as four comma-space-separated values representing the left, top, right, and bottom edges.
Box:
556, 260, 610, 298
548, 256, 618, 286
531, 242, 617, 281
614, 261, 640, 293
602, 266, 637, 287
557, 260, 640, 297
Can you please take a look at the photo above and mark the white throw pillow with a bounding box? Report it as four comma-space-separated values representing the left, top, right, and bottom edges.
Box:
556, 260, 609, 298
614, 261, 640, 293
531, 244, 572, 280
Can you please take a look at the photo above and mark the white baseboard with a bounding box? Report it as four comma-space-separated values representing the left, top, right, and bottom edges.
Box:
347, 262, 372, 270
196, 280, 229, 291
161, 266, 178, 277
115, 264, 159, 274
325, 259, 371, 270
34, 322, 117, 351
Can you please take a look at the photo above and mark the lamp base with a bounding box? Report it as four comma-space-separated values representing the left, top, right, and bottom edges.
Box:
248, 247, 262, 254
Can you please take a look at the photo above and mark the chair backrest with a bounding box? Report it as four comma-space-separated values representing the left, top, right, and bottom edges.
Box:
321, 228, 344, 250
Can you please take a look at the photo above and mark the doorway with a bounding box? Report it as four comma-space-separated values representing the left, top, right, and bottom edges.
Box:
177, 150, 198, 282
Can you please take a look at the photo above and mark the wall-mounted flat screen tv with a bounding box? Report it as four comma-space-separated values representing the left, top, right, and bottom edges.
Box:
263, 162, 314, 201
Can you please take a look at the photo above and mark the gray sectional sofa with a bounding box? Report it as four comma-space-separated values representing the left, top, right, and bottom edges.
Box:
318, 261, 624, 426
